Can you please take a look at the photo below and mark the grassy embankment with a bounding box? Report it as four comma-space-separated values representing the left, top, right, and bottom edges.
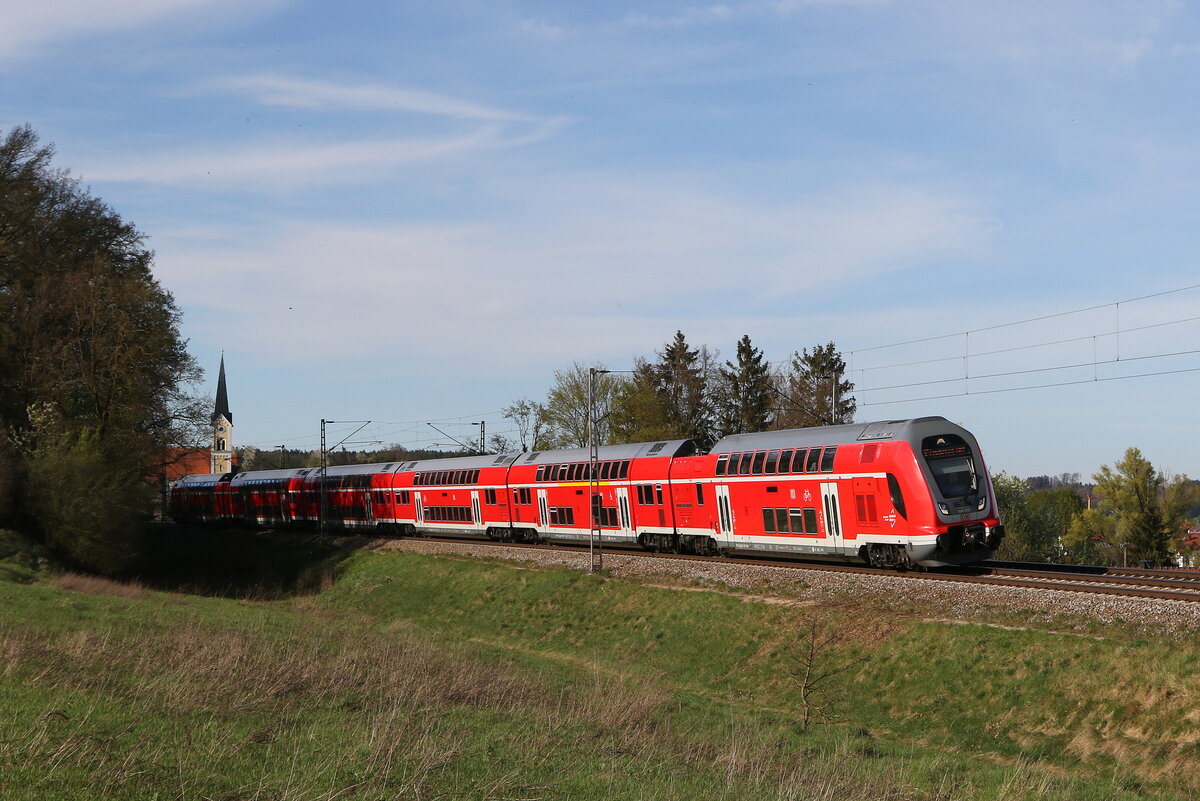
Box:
2, 527, 1199, 800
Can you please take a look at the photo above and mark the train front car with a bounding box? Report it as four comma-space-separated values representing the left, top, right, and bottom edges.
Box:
696, 416, 1002, 569
895, 417, 1004, 567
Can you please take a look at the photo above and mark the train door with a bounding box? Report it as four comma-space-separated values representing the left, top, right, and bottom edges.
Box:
616, 487, 632, 538
471, 491, 481, 530
715, 485, 736, 542
537, 488, 549, 530
820, 481, 844, 552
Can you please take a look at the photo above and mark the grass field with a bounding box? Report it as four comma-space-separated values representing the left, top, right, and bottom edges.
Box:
2, 528, 1198, 800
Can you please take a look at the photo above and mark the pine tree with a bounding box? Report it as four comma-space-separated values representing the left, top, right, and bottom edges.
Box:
774, 342, 856, 428
717, 334, 773, 436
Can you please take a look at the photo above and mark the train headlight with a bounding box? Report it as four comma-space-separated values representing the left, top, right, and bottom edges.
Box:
977, 494, 987, 511
938, 503, 949, 514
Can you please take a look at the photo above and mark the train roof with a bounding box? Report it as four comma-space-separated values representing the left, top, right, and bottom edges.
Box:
510, 439, 700, 465
229, 467, 312, 486
710, 417, 971, 453
403, 453, 523, 473
170, 472, 227, 488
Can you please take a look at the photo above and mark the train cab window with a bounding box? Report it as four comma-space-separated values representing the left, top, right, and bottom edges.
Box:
715, 454, 729, 476
765, 450, 779, 475
695, 483, 705, 505
778, 449, 793, 474
805, 449, 821, 473
751, 452, 766, 475
886, 474, 907, 519
803, 508, 818, 534
820, 447, 837, 473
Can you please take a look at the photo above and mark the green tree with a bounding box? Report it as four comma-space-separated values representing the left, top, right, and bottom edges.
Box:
611, 331, 717, 445
500, 398, 550, 452
715, 334, 774, 436
774, 342, 856, 429
0, 125, 205, 571
992, 472, 1054, 562
541, 363, 623, 448
1063, 507, 1119, 565
1091, 448, 1197, 566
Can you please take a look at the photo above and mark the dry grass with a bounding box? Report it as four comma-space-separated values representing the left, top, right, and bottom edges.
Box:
50, 572, 148, 598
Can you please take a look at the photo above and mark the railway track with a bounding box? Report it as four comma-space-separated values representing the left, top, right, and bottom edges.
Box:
393, 533, 1200, 605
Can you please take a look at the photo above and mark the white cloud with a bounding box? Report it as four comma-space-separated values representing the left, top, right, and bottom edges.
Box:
154, 172, 993, 365
80, 123, 561, 187
214, 74, 534, 121
0, 0, 283, 61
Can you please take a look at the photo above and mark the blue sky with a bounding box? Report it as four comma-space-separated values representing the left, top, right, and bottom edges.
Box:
4, 0, 1199, 479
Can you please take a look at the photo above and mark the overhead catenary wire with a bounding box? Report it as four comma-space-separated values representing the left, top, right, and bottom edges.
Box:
241, 282, 1200, 448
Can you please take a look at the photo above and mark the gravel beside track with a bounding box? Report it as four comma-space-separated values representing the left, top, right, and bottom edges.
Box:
374, 538, 1200, 633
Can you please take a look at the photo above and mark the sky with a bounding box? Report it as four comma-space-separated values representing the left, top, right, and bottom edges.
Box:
3, 0, 1199, 479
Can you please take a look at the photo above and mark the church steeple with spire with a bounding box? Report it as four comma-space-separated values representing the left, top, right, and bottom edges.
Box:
211, 353, 234, 474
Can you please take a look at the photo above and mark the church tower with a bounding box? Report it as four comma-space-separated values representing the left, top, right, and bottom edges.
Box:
211, 354, 234, 474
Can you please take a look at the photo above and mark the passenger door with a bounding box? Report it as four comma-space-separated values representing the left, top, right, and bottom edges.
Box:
820, 481, 844, 552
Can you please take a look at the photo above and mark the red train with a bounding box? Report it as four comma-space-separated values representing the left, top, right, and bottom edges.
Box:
169, 416, 1004, 568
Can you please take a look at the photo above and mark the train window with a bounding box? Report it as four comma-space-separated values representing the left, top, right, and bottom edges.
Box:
765, 450, 779, 475
788, 449, 804, 473
751, 452, 766, 475
695, 483, 704, 505
803, 508, 818, 534
621, 461, 631, 479
778, 449, 793, 474
789, 508, 804, 533
715, 454, 729, 476
805, 449, 821, 473
886, 474, 907, 519
485, 488, 497, 504
536, 465, 545, 482
776, 508, 789, 533
739, 454, 752, 476
763, 508, 776, 533
820, 447, 837, 473
656, 484, 663, 505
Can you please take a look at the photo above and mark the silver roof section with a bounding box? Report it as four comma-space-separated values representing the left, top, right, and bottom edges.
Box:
710, 417, 961, 454
407, 452, 523, 473
229, 467, 312, 486
515, 439, 699, 464
170, 472, 226, 488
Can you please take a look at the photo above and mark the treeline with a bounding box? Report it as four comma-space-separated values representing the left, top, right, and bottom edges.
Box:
490, 332, 856, 453
995, 451, 1200, 567
0, 125, 207, 573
